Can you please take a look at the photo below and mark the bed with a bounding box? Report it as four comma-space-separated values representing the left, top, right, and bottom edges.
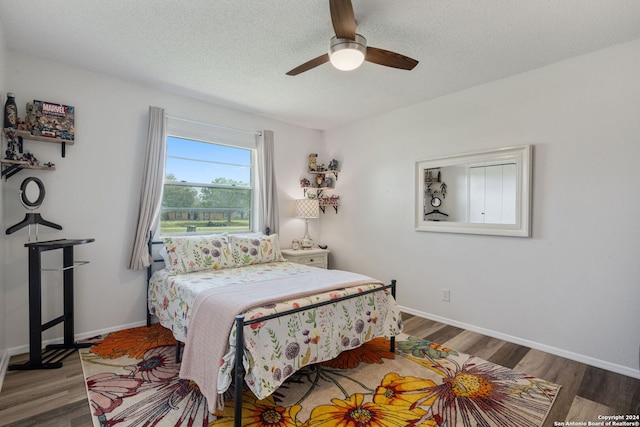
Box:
146, 232, 403, 426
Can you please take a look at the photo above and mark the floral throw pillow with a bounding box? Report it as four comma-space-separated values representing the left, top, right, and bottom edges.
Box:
230, 234, 285, 266
163, 234, 234, 275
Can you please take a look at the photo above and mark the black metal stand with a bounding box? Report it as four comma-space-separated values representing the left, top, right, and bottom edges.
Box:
9, 238, 95, 370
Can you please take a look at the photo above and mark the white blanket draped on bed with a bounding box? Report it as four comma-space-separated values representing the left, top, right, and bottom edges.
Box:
178, 268, 382, 413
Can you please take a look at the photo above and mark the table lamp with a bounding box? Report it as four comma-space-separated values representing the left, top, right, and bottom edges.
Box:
295, 198, 319, 249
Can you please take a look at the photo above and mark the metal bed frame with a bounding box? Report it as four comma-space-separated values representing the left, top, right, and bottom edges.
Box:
146, 233, 397, 426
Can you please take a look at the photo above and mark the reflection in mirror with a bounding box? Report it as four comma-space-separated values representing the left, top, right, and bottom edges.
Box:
469, 163, 516, 224
431, 162, 517, 224
416, 145, 532, 237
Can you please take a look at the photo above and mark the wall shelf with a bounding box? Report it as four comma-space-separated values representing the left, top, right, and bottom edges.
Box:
302, 155, 341, 213
310, 169, 339, 178
15, 130, 74, 144
302, 186, 335, 195
318, 195, 340, 213
16, 130, 74, 157
1, 159, 55, 179
2, 128, 66, 180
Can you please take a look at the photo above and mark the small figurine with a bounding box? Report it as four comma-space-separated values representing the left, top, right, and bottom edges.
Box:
3, 128, 19, 160
308, 153, 318, 171
328, 159, 339, 171
25, 103, 38, 132
21, 151, 39, 166
309, 153, 325, 171
300, 178, 311, 188
4, 148, 16, 160
440, 182, 447, 198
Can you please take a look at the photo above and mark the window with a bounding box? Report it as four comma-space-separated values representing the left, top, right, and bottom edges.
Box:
160, 121, 256, 236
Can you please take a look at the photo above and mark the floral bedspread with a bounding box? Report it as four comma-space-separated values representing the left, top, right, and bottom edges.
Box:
148, 262, 403, 399
148, 262, 312, 342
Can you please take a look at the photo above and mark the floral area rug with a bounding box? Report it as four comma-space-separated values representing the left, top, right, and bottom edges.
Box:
79, 323, 560, 426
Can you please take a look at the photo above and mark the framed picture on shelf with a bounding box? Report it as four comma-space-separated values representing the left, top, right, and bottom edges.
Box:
29, 100, 75, 141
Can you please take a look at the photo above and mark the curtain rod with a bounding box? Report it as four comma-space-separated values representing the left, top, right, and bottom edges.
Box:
165, 114, 262, 136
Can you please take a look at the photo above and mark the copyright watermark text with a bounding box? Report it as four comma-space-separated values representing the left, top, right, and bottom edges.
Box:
553, 415, 640, 427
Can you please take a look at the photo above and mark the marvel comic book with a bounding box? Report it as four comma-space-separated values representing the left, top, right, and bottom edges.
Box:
30, 100, 75, 140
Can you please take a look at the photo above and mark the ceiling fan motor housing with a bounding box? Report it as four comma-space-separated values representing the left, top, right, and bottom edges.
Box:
329, 34, 367, 70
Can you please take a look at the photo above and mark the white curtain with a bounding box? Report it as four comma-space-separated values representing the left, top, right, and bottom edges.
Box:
128, 106, 166, 269
257, 130, 279, 234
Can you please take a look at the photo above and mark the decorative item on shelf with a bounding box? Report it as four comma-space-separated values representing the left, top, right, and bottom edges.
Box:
24, 102, 38, 132
3, 127, 22, 161
309, 153, 324, 172
3, 93, 22, 163
319, 194, 340, 214
300, 178, 313, 196
4, 92, 18, 129
2, 136, 40, 165
295, 198, 319, 249
21, 151, 40, 166
29, 100, 75, 141
300, 153, 341, 212
1, 95, 73, 179
425, 181, 447, 198
424, 169, 440, 183
423, 168, 448, 220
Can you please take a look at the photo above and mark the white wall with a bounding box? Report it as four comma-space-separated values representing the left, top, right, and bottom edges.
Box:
1, 51, 321, 352
322, 39, 640, 378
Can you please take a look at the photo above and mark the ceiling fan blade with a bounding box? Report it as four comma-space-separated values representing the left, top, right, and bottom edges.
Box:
329, 0, 356, 40
365, 47, 419, 70
286, 53, 330, 76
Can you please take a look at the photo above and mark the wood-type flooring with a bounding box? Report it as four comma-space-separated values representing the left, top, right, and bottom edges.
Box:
0, 313, 638, 426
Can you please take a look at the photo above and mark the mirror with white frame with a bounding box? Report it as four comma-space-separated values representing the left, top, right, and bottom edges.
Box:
415, 145, 532, 237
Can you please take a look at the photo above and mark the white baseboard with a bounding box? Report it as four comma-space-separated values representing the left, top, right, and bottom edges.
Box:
0, 349, 9, 392
2, 320, 147, 358
400, 306, 640, 380
0, 321, 147, 392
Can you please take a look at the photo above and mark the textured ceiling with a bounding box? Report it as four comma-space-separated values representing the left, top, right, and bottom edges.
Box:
1, 0, 639, 130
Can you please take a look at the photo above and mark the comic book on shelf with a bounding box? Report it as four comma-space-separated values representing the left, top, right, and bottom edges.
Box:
27, 100, 75, 141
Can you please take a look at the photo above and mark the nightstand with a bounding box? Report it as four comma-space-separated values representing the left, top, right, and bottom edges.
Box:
281, 248, 330, 269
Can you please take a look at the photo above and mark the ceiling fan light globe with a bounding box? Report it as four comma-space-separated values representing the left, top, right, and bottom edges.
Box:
329, 35, 367, 71
330, 49, 365, 70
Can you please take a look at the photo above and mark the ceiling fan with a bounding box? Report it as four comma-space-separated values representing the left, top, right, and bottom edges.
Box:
286, 0, 419, 76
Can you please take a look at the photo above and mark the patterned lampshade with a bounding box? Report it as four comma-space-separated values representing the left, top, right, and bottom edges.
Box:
295, 198, 320, 219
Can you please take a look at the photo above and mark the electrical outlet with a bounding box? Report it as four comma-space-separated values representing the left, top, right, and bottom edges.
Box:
441, 288, 451, 302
